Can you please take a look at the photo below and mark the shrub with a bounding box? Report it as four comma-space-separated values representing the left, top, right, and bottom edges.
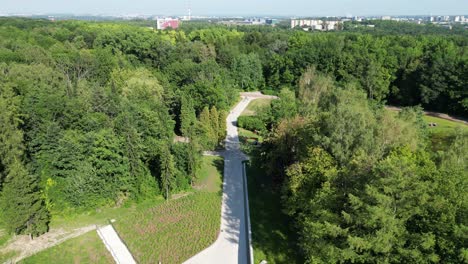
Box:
237, 116, 265, 132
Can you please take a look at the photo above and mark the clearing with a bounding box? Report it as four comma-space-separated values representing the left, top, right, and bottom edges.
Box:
112, 156, 224, 264
6, 156, 223, 264
387, 108, 468, 151
241, 98, 273, 116
19, 230, 113, 264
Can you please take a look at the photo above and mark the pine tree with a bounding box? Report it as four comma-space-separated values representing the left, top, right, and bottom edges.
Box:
199, 106, 216, 149
180, 95, 201, 185
0, 86, 50, 238
218, 110, 227, 143
187, 136, 201, 186
160, 144, 175, 200
210, 106, 220, 145
180, 95, 197, 138
0, 87, 23, 189
1, 160, 50, 238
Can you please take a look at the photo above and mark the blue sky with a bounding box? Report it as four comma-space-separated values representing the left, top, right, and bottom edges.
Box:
1, 0, 467, 16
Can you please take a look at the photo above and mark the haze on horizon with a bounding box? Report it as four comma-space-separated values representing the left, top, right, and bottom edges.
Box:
0, 0, 467, 17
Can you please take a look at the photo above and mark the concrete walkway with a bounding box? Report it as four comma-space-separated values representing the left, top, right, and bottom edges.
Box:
97, 225, 136, 264
184, 94, 271, 264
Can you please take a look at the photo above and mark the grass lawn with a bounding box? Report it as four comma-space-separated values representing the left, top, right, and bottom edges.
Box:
387, 109, 468, 151
50, 199, 165, 231
239, 127, 263, 143
246, 161, 302, 264
20, 231, 114, 264
423, 115, 468, 134
112, 156, 224, 264
194, 156, 224, 192
0, 231, 11, 248
0, 251, 18, 264
423, 115, 468, 151
241, 98, 272, 116
0, 230, 17, 263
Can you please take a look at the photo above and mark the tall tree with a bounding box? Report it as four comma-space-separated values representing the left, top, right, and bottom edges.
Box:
218, 110, 227, 143
180, 95, 197, 138
160, 144, 175, 200
0, 86, 50, 238
180, 95, 201, 184
199, 106, 216, 150
231, 53, 264, 90
210, 106, 220, 145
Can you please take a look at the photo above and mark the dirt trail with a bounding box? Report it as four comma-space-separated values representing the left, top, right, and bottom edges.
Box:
0, 225, 96, 263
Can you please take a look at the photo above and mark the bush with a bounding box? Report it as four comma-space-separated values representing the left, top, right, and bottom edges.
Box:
237, 116, 265, 132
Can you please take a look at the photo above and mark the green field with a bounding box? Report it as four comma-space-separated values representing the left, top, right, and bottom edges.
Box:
247, 162, 302, 264
241, 98, 273, 116
0, 250, 18, 264
112, 156, 223, 264
48, 199, 165, 231
0, 231, 10, 248
195, 156, 224, 192
15, 156, 223, 264
0, 231, 17, 263
387, 109, 468, 151
239, 127, 263, 143
423, 115, 468, 134
422, 115, 467, 151
20, 231, 114, 264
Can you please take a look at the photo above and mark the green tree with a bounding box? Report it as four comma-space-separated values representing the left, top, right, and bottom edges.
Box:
218, 110, 227, 143
0, 85, 50, 238
231, 53, 264, 90
160, 144, 176, 200
180, 95, 197, 138
179, 95, 202, 185
271, 88, 297, 121
199, 106, 217, 150
1, 160, 50, 238
210, 106, 220, 144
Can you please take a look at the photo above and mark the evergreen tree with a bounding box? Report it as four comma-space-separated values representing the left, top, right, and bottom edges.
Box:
218, 110, 227, 143
180, 95, 197, 138
160, 144, 175, 200
199, 106, 216, 149
1, 160, 50, 238
180, 95, 202, 185
210, 106, 220, 145
0, 86, 49, 238
187, 136, 201, 186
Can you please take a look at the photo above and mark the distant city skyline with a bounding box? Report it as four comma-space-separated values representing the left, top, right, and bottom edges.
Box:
1, 0, 467, 17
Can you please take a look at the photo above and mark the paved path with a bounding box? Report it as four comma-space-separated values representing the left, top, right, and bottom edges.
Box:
97, 225, 136, 264
184, 95, 268, 264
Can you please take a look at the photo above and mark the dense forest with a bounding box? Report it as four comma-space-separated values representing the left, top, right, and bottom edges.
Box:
0, 18, 466, 262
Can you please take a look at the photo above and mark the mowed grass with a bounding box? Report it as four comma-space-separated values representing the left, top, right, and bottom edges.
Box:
239, 127, 263, 143
241, 98, 272, 116
246, 161, 303, 264
387, 109, 468, 151
0, 230, 11, 248
423, 115, 467, 151
20, 231, 114, 264
0, 251, 18, 264
422, 115, 468, 134
113, 156, 224, 264
0, 230, 18, 263
194, 156, 224, 192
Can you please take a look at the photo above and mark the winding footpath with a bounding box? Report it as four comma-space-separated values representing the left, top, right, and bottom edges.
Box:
184, 92, 275, 264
